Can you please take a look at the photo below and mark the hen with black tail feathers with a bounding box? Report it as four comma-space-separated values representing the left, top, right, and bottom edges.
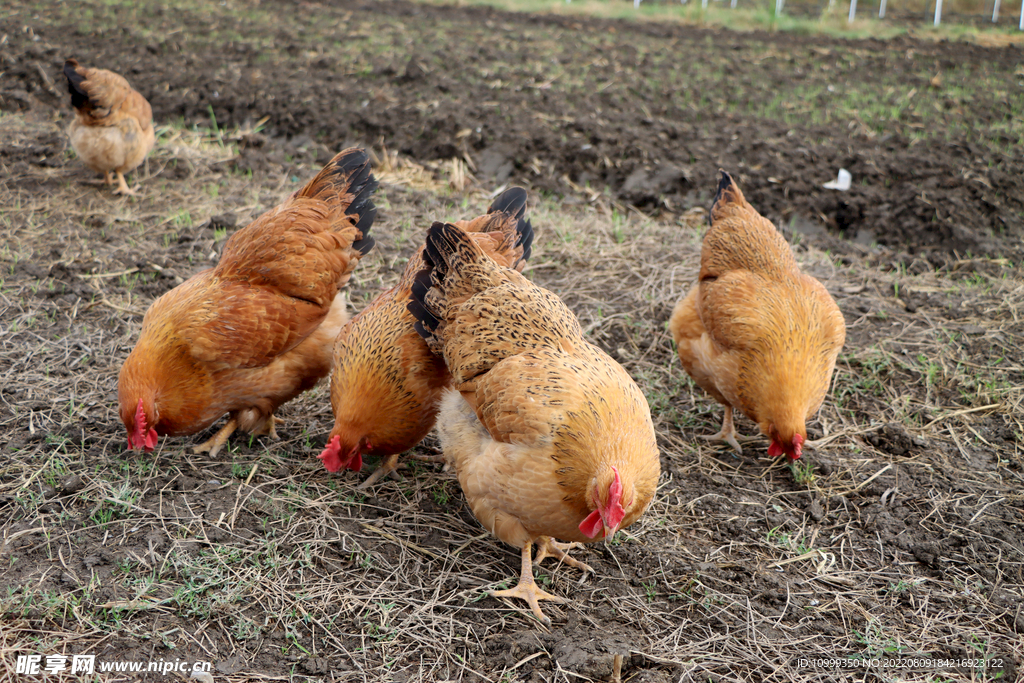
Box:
63, 58, 155, 195
118, 148, 378, 458
669, 170, 846, 461
407, 220, 660, 626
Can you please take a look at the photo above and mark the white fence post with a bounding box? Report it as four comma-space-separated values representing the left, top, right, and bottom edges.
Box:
776, 0, 785, 16
849, 0, 858, 21
702, 0, 708, 9
1020, 0, 1024, 28
879, 0, 887, 17
991, 0, 1000, 20
934, 0, 943, 25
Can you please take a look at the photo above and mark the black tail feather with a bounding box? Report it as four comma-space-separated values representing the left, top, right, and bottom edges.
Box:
63, 59, 91, 110
517, 217, 534, 265
709, 169, 735, 227
307, 148, 379, 254
487, 187, 528, 220
421, 221, 451, 286
407, 223, 451, 342
408, 267, 439, 339
487, 186, 534, 269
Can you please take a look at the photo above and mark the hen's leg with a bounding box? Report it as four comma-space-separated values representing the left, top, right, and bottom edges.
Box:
489, 542, 567, 627
700, 406, 744, 454
112, 171, 138, 196
533, 536, 594, 575
194, 418, 238, 457
409, 452, 448, 473
253, 415, 285, 440
357, 453, 400, 490
409, 453, 446, 464
103, 171, 113, 186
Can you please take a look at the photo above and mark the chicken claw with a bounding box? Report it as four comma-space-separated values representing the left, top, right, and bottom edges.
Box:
112, 172, 139, 196
700, 406, 744, 454
489, 542, 567, 627
532, 536, 594, 575
193, 418, 238, 457
357, 453, 401, 490
253, 415, 285, 440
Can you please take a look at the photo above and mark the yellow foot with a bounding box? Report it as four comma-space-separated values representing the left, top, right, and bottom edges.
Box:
700, 406, 745, 454
254, 415, 285, 440
489, 578, 566, 628
533, 536, 594, 574
193, 418, 238, 457
358, 453, 401, 490
112, 172, 139, 196
489, 541, 569, 627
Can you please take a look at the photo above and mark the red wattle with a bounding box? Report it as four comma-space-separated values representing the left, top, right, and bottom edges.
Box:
348, 451, 363, 472
579, 509, 603, 538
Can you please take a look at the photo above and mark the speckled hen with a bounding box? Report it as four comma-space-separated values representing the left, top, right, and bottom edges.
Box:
408, 221, 660, 626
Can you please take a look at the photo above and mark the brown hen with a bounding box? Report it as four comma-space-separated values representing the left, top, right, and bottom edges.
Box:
669, 171, 846, 460
63, 59, 155, 195
319, 188, 535, 488
118, 148, 377, 457
408, 222, 660, 626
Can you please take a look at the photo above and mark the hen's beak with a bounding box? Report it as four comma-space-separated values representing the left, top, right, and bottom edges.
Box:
602, 513, 622, 543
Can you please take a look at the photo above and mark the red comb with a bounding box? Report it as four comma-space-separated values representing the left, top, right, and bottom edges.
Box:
604, 466, 626, 531
135, 398, 147, 435
608, 467, 623, 505
318, 435, 343, 473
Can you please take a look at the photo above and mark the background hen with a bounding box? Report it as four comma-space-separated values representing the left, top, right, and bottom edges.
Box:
319, 187, 535, 488
63, 58, 155, 195
669, 171, 846, 461
117, 148, 377, 457
408, 221, 660, 625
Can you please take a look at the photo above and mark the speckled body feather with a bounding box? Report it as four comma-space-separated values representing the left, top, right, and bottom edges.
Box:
669, 171, 846, 459
118, 148, 377, 454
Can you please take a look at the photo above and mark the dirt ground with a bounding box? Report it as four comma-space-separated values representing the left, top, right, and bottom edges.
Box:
1, 0, 1023, 681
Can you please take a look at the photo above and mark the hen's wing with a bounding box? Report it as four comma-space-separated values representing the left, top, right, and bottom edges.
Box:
63, 59, 152, 128
217, 149, 376, 302
184, 148, 376, 369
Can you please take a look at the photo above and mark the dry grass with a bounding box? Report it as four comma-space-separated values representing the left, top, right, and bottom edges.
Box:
1, 112, 1023, 681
